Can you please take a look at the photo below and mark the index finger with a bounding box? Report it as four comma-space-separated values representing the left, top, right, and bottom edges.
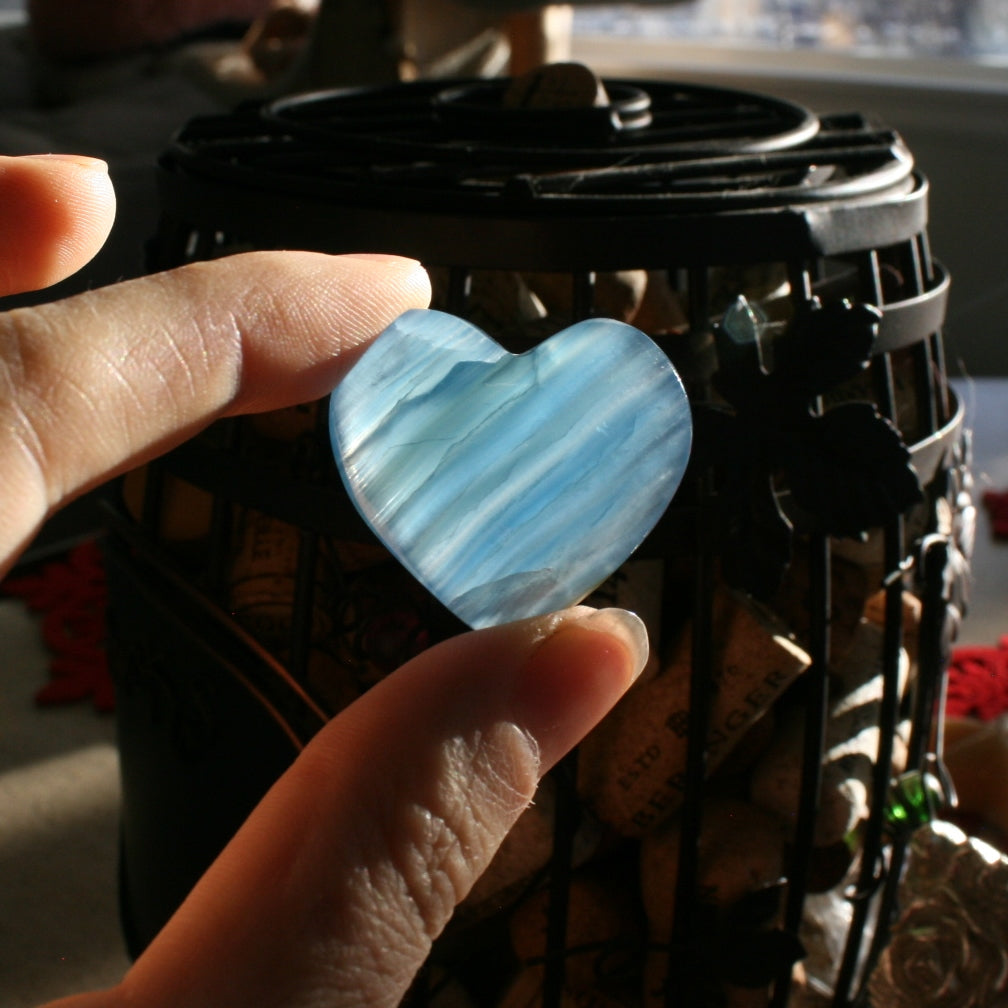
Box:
0, 250, 431, 571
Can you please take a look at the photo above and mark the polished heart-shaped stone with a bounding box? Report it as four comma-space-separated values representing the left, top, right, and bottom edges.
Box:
329, 308, 692, 629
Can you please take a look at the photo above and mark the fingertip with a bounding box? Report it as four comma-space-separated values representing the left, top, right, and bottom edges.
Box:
341, 252, 432, 314
215, 250, 432, 413
0, 153, 116, 296
322, 253, 433, 343
510, 606, 648, 771
570, 606, 651, 675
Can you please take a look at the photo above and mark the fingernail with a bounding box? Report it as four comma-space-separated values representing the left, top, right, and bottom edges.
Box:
342, 252, 420, 265
20, 153, 109, 172
512, 606, 649, 771
567, 606, 650, 681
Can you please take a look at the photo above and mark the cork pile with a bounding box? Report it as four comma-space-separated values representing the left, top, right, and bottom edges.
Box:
123, 61, 963, 1008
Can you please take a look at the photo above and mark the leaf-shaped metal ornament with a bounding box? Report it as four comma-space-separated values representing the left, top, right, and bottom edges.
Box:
719, 883, 806, 990
776, 297, 881, 398
786, 402, 924, 539
705, 294, 922, 599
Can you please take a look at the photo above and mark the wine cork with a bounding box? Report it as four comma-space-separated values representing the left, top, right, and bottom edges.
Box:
640, 799, 786, 1008
750, 714, 912, 849
229, 508, 331, 650
503, 61, 609, 110
862, 588, 922, 666
498, 969, 629, 1008
708, 262, 790, 313
942, 714, 983, 751
771, 550, 879, 665
522, 269, 649, 325
578, 590, 810, 836
820, 347, 921, 445
943, 713, 1008, 843
720, 987, 772, 1008
642, 954, 771, 1008
326, 544, 436, 693
630, 270, 689, 336
509, 875, 644, 995
640, 799, 786, 929
788, 962, 834, 1008
458, 776, 602, 922
429, 268, 548, 348
333, 538, 391, 573
711, 705, 777, 782
749, 618, 911, 845
829, 495, 930, 574
121, 467, 213, 542
749, 715, 859, 847
832, 613, 912, 698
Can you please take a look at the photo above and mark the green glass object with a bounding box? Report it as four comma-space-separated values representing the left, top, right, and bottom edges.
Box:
884, 758, 956, 837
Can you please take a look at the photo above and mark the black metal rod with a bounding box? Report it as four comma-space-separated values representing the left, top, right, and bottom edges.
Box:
775, 530, 830, 1008
854, 535, 952, 999
207, 418, 240, 597
288, 528, 319, 681
446, 266, 471, 315
832, 515, 906, 1006
542, 753, 578, 1008
667, 265, 715, 1008
571, 270, 596, 322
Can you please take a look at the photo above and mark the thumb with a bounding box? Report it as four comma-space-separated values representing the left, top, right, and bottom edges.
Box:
69, 606, 647, 1008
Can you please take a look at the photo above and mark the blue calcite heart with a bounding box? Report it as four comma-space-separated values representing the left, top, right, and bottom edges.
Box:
329, 309, 692, 629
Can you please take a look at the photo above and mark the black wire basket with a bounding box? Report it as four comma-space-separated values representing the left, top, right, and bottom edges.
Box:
106, 72, 969, 1007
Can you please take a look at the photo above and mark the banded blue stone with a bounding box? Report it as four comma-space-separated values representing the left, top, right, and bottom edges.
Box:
329, 308, 692, 629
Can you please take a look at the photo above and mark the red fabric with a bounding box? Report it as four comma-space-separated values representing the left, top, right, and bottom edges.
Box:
2, 540, 114, 713
942, 488, 1008, 719
946, 636, 1008, 721
983, 489, 1008, 539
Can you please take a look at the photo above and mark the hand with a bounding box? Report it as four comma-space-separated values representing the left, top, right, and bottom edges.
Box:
1, 155, 648, 1008
0, 153, 431, 577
